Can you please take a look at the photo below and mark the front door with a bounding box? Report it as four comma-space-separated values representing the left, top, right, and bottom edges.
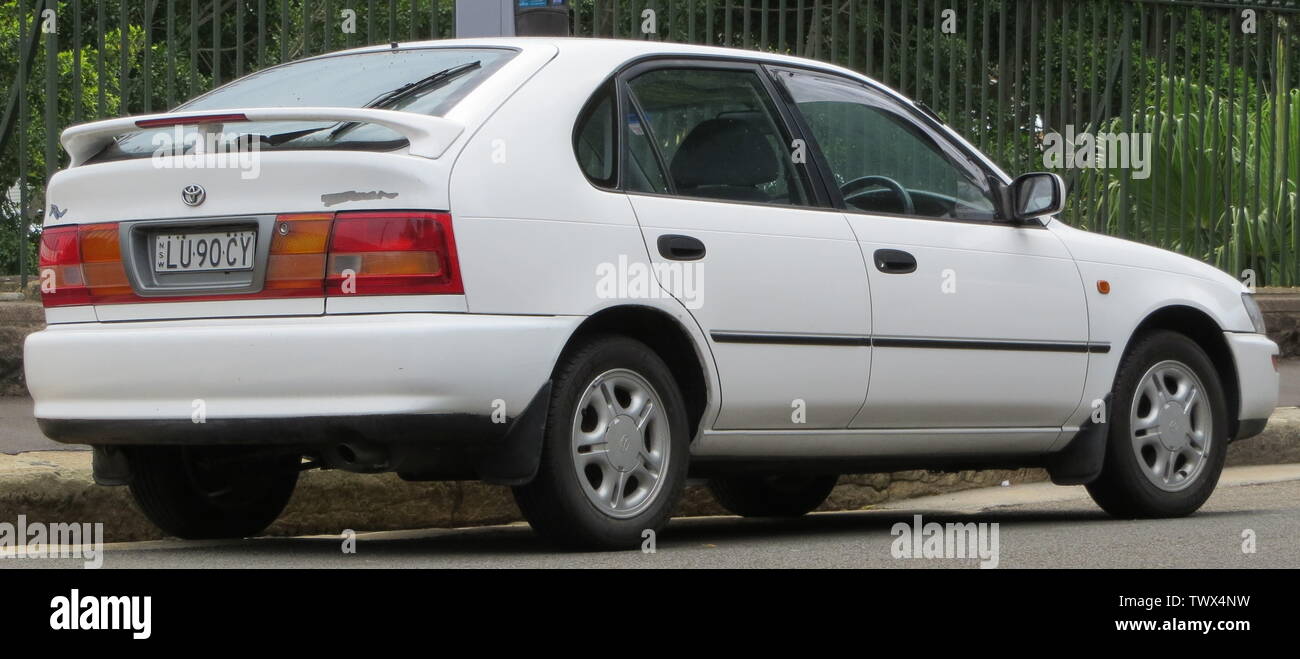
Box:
774, 66, 1090, 429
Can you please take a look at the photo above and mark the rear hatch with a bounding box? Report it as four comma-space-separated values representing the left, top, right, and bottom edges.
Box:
40, 43, 556, 323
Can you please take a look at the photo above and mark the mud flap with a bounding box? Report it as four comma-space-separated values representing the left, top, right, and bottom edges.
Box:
476, 381, 551, 486
1045, 394, 1111, 486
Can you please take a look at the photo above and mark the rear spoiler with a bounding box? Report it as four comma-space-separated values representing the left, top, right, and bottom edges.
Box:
60, 107, 465, 166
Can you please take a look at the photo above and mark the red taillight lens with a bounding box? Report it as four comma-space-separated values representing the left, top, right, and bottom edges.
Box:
326, 212, 462, 296
40, 226, 81, 264
38, 226, 90, 307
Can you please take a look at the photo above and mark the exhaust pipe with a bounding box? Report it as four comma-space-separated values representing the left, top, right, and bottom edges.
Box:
330, 441, 389, 473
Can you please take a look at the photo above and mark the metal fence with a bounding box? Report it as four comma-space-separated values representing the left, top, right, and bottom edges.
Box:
3, 0, 1299, 285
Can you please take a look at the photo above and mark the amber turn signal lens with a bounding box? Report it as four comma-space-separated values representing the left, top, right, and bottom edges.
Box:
1097, 280, 1111, 294
264, 214, 333, 294
270, 214, 332, 255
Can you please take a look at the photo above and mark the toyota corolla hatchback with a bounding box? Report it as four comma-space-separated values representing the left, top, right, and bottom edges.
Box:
27, 38, 1279, 549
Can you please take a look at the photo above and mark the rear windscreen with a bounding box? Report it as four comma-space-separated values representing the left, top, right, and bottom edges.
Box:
94, 47, 517, 163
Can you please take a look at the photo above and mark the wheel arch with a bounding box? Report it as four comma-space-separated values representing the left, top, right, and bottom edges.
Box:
1122, 305, 1241, 438
558, 305, 713, 441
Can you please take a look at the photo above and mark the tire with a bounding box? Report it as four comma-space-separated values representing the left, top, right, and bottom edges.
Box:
708, 474, 838, 518
128, 446, 300, 539
1086, 330, 1228, 518
513, 335, 691, 549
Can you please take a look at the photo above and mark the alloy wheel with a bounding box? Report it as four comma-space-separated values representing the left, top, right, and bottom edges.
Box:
1129, 360, 1213, 492
570, 368, 672, 519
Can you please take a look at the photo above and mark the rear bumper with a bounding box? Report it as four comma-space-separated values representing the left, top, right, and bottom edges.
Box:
63, 383, 553, 484
1225, 331, 1279, 440
24, 312, 580, 446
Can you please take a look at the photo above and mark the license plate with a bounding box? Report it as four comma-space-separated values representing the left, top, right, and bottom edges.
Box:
154, 230, 256, 273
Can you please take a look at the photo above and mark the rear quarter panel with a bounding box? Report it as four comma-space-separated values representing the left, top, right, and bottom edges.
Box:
448, 47, 648, 317
447, 44, 721, 430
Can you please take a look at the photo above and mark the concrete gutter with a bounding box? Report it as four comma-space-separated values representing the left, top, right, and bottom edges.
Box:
2, 407, 1296, 543
879, 463, 1300, 513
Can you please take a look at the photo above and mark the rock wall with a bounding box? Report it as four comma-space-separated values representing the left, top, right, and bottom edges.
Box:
0, 302, 42, 397
1257, 288, 1300, 357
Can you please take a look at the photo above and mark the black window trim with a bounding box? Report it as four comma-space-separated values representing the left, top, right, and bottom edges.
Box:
611, 56, 834, 210
572, 78, 620, 190
594, 52, 1042, 227
619, 79, 677, 195
762, 62, 1040, 229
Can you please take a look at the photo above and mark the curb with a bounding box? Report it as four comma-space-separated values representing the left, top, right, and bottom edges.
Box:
1, 408, 1295, 542
1223, 406, 1300, 466
0, 449, 1044, 542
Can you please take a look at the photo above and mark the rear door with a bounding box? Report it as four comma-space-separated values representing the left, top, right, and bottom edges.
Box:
620, 60, 872, 430
772, 66, 1090, 429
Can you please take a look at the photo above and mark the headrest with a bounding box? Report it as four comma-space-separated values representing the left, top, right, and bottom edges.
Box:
669, 117, 780, 190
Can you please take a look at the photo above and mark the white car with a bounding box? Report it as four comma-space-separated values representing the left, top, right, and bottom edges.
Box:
26, 38, 1279, 549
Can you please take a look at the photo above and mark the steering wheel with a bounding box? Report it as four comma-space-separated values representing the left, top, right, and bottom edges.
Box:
841, 175, 915, 215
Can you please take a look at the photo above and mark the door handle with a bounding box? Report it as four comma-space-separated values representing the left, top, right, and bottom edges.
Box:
658, 234, 706, 261
873, 248, 917, 274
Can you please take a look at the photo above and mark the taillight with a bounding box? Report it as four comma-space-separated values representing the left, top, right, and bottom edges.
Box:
38, 226, 91, 307
38, 210, 461, 307
40, 223, 133, 307
326, 211, 462, 296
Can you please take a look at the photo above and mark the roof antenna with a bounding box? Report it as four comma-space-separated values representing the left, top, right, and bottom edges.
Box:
390, 41, 399, 50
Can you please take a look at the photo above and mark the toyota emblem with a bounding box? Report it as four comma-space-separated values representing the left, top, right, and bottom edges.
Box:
181, 184, 206, 207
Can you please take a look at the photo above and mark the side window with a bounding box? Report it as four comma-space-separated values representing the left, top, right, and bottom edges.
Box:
774, 68, 999, 221
574, 82, 617, 188
624, 67, 810, 206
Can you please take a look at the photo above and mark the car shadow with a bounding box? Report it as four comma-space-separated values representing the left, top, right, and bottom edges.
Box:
227, 505, 1260, 558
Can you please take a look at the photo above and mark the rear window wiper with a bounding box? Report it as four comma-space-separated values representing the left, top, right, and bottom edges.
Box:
362, 60, 482, 110
205, 127, 327, 148
253, 61, 482, 147
326, 60, 481, 141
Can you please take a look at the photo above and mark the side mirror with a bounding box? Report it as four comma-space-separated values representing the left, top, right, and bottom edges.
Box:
1010, 172, 1066, 223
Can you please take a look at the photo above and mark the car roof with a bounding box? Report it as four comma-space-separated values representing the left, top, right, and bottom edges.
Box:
305, 37, 1012, 184
322, 36, 871, 82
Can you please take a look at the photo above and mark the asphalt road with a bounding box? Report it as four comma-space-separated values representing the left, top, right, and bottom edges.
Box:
5, 358, 1300, 455
1280, 357, 1300, 410
7, 465, 1298, 569
0, 396, 55, 455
